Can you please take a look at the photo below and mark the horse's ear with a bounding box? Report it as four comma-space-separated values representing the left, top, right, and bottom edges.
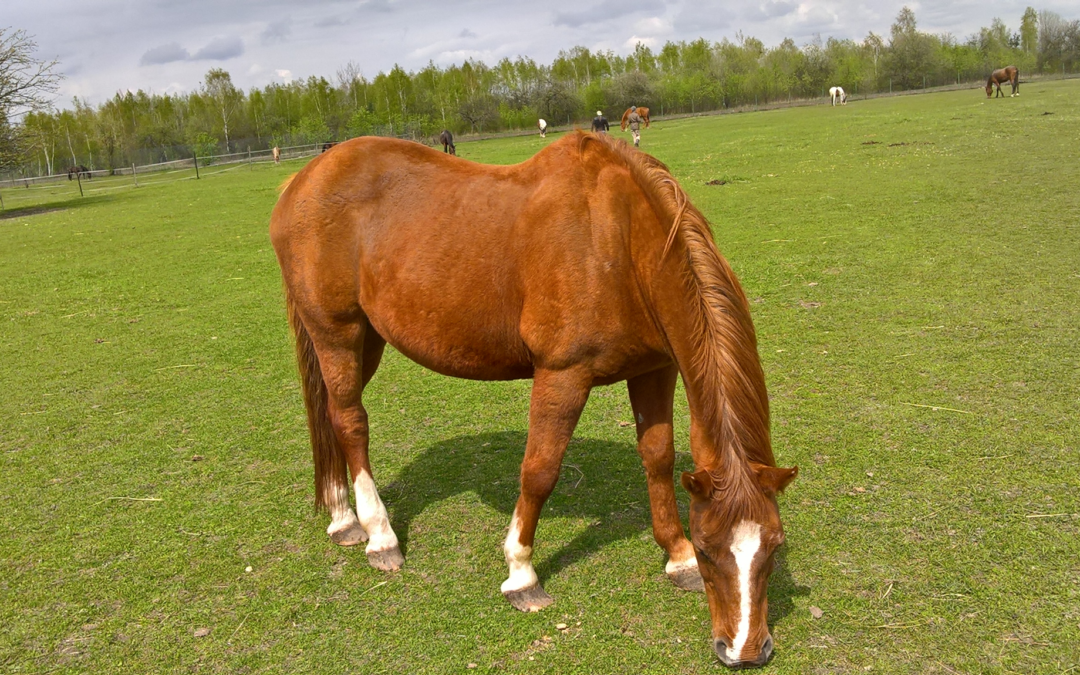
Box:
681, 470, 714, 500
751, 464, 798, 496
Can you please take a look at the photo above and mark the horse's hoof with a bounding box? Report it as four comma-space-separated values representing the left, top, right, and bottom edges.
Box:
503, 585, 554, 612
329, 522, 368, 546
366, 546, 404, 571
668, 567, 705, 592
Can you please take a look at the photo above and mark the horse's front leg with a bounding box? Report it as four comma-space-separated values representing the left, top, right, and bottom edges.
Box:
501, 368, 591, 612
628, 366, 703, 592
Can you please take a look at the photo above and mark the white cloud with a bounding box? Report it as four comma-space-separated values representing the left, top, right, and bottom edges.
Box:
624, 36, 659, 49
275, 69, 293, 83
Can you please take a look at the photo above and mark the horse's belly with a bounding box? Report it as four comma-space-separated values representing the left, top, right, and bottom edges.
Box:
364, 297, 533, 381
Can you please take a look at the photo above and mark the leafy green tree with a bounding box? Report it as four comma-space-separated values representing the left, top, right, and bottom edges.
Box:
1021, 8, 1039, 54
201, 69, 242, 151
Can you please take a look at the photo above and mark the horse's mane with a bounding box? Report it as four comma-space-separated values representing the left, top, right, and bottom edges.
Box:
574, 133, 774, 494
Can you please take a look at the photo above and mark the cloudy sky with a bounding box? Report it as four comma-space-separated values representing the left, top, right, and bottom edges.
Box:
7, 0, 1072, 107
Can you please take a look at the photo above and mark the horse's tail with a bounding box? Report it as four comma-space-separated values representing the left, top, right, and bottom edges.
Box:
285, 285, 348, 512
278, 173, 298, 194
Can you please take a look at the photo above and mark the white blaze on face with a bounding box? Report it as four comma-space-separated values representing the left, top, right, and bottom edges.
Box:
354, 469, 398, 553
727, 519, 763, 661
500, 511, 538, 593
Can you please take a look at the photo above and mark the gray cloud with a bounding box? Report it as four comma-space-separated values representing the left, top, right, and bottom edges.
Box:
673, 5, 731, 33
553, 0, 653, 28
459, 28, 477, 38
140, 42, 190, 65
358, 0, 396, 14
192, 36, 244, 60
315, 15, 350, 27
262, 19, 291, 44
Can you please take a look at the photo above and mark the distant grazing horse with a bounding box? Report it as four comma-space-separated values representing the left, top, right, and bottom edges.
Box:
438, 129, 456, 155
538, 118, 547, 138
321, 142, 339, 153
829, 86, 847, 106
271, 132, 797, 668
620, 106, 651, 131
66, 165, 91, 181
272, 146, 281, 164
986, 66, 1019, 98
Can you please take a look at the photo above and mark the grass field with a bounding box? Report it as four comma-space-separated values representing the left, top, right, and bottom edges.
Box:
2, 80, 1079, 674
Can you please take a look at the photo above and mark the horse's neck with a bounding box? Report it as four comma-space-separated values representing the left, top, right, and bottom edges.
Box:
645, 246, 768, 473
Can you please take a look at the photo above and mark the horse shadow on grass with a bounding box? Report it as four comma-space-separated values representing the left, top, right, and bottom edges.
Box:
379, 430, 806, 623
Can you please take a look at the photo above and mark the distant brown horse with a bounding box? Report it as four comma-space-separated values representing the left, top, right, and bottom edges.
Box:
438, 129, 456, 155
270, 133, 796, 668
322, 142, 339, 153
620, 106, 651, 131
66, 165, 91, 181
986, 66, 1019, 98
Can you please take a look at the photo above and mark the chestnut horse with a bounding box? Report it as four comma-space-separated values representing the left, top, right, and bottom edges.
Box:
620, 106, 651, 131
270, 133, 797, 667
986, 66, 1019, 98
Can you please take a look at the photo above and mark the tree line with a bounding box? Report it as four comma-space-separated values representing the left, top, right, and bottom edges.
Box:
6, 6, 1080, 177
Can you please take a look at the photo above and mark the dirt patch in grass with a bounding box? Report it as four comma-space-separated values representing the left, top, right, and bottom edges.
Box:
0, 206, 68, 220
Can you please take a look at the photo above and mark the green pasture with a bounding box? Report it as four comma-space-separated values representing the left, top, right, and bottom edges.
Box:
2, 80, 1078, 674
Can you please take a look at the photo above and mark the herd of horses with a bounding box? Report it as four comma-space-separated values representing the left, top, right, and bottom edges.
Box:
269, 65, 1022, 669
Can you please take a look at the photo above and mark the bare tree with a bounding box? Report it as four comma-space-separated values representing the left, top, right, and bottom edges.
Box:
0, 28, 62, 168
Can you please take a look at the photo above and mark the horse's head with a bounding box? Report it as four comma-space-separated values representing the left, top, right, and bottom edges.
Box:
985, 81, 994, 98
682, 463, 797, 668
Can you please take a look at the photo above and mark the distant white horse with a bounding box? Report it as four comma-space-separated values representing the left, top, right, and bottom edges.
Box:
829, 86, 847, 106
538, 118, 548, 138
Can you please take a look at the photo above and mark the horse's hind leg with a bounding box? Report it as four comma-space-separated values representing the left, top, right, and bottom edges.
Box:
628, 366, 702, 592
310, 316, 402, 570
501, 368, 591, 612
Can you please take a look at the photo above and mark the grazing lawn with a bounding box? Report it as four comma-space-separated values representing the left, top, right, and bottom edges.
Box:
2, 79, 1078, 674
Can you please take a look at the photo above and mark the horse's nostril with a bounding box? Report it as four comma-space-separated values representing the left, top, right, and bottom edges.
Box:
761, 636, 774, 658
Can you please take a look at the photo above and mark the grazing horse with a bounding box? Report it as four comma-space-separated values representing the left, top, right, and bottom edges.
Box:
986, 66, 1019, 98
538, 118, 548, 138
270, 132, 797, 668
828, 86, 847, 106
272, 146, 281, 164
66, 165, 91, 181
620, 106, 651, 131
438, 129, 456, 155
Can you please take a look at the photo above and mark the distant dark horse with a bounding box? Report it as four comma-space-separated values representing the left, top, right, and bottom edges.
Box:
321, 142, 339, 153
986, 66, 1019, 98
66, 165, 91, 181
438, 130, 456, 155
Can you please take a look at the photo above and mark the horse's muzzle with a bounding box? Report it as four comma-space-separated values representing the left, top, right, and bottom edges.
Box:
714, 635, 773, 669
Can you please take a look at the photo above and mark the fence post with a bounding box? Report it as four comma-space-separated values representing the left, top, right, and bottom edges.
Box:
132, 164, 138, 187
0, 189, 4, 210
76, 169, 84, 197
193, 152, 200, 180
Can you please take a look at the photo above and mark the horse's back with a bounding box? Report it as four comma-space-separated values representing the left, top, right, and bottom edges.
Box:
271, 135, 667, 381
